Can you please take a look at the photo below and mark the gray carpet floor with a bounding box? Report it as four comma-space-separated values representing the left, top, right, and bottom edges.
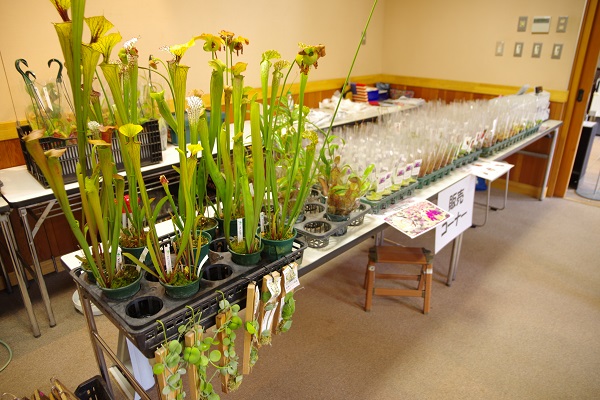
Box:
1, 190, 599, 399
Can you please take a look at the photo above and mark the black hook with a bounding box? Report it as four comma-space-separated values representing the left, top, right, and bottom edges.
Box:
15, 59, 33, 84
48, 59, 64, 83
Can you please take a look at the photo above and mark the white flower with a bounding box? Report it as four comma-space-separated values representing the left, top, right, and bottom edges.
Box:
123, 37, 138, 51
186, 96, 204, 125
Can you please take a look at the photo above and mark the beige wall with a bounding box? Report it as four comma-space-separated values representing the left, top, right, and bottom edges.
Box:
382, 0, 586, 91
0, 0, 587, 126
0, 0, 384, 123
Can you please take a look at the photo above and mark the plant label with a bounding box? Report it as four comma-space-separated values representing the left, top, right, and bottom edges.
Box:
396, 166, 405, 183
237, 218, 243, 243
140, 247, 149, 263
260, 212, 265, 233
165, 244, 172, 274
283, 263, 300, 293
405, 163, 413, 182
116, 247, 123, 270
413, 159, 422, 178
384, 171, 392, 190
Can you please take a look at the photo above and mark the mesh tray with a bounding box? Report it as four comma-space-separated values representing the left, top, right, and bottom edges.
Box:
18, 120, 162, 188
294, 203, 371, 248
452, 149, 482, 168
71, 238, 306, 358
360, 182, 419, 214
416, 163, 455, 189
480, 124, 541, 157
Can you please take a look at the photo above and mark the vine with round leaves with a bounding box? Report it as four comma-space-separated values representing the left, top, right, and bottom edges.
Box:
216, 292, 244, 392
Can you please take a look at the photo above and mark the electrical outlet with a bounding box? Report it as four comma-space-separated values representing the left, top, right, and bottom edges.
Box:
532, 43, 542, 58
552, 44, 563, 59
495, 41, 504, 56
557, 16, 568, 33
514, 42, 524, 57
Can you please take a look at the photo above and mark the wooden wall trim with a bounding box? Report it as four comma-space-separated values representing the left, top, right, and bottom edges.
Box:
380, 74, 569, 103
0, 74, 568, 141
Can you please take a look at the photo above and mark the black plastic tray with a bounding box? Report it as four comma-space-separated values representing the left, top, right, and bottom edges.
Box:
294, 202, 371, 248
71, 237, 306, 358
18, 120, 162, 188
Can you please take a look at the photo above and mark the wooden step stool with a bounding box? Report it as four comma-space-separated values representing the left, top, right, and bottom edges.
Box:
364, 246, 433, 314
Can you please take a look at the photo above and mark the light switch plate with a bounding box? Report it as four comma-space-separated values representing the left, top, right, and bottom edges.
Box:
514, 42, 524, 57
495, 41, 504, 56
532, 16, 551, 33
517, 16, 528, 32
532, 43, 543, 58
557, 16, 568, 33
552, 44, 563, 59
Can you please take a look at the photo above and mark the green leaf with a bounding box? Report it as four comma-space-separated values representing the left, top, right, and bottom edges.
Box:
199, 355, 209, 367
265, 303, 275, 311
231, 304, 240, 313
162, 386, 172, 395
223, 337, 231, 346
245, 321, 256, 334
282, 320, 293, 331
168, 340, 182, 354
207, 393, 219, 400
152, 363, 165, 375
261, 291, 272, 303
209, 349, 221, 363
167, 373, 181, 386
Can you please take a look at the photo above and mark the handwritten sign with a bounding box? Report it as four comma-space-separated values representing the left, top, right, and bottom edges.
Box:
435, 175, 475, 253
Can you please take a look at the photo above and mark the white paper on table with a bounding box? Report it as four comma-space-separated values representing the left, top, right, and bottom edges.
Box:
466, 159, 514, 182
379, 197, 452, 239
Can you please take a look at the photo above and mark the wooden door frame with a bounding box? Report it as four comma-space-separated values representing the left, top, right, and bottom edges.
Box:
549, 0, 600, 197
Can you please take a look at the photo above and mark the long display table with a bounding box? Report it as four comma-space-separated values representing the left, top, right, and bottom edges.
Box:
60, 120, 562, 399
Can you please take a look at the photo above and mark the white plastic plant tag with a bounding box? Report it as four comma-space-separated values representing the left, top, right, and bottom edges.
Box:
405, 163, 413, 181
116, 247, 123, 271
197, 255, 208, 277
237, 218, 243, 243
413, 159, 422, 177
253, 285, 260, 318
283, 263, 300, 293
249, 182, 254, 196
376, 174, 386, 192
384, 172, 392, 190
396, 166, 405, 182
268, 274, 282, 298
164, 244, 172, 274
139, 247, 148, 263
260, 212, 265, 233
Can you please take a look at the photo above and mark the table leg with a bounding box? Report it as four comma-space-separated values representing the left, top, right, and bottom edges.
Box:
0, 246, 12, 294
1, 213, 41, 337
446, 233, 463, 287
540, 127, 559, 201
19, 207, 56, 327
77, 281, 153, 400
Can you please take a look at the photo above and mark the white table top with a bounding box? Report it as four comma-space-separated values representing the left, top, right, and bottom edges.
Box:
1, 104, 414, 209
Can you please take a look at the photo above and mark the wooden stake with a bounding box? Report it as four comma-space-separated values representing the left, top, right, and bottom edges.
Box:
216, 311, 230, 393
258, 275, 273, 345
270, 271, 283, 337
155, 346, 178, 400
275, 266, 290, 334
243, 282, 257, 375
185, 326, 202, 400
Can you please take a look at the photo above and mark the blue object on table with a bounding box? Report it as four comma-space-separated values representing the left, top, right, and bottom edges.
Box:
475, 177, 487, 191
